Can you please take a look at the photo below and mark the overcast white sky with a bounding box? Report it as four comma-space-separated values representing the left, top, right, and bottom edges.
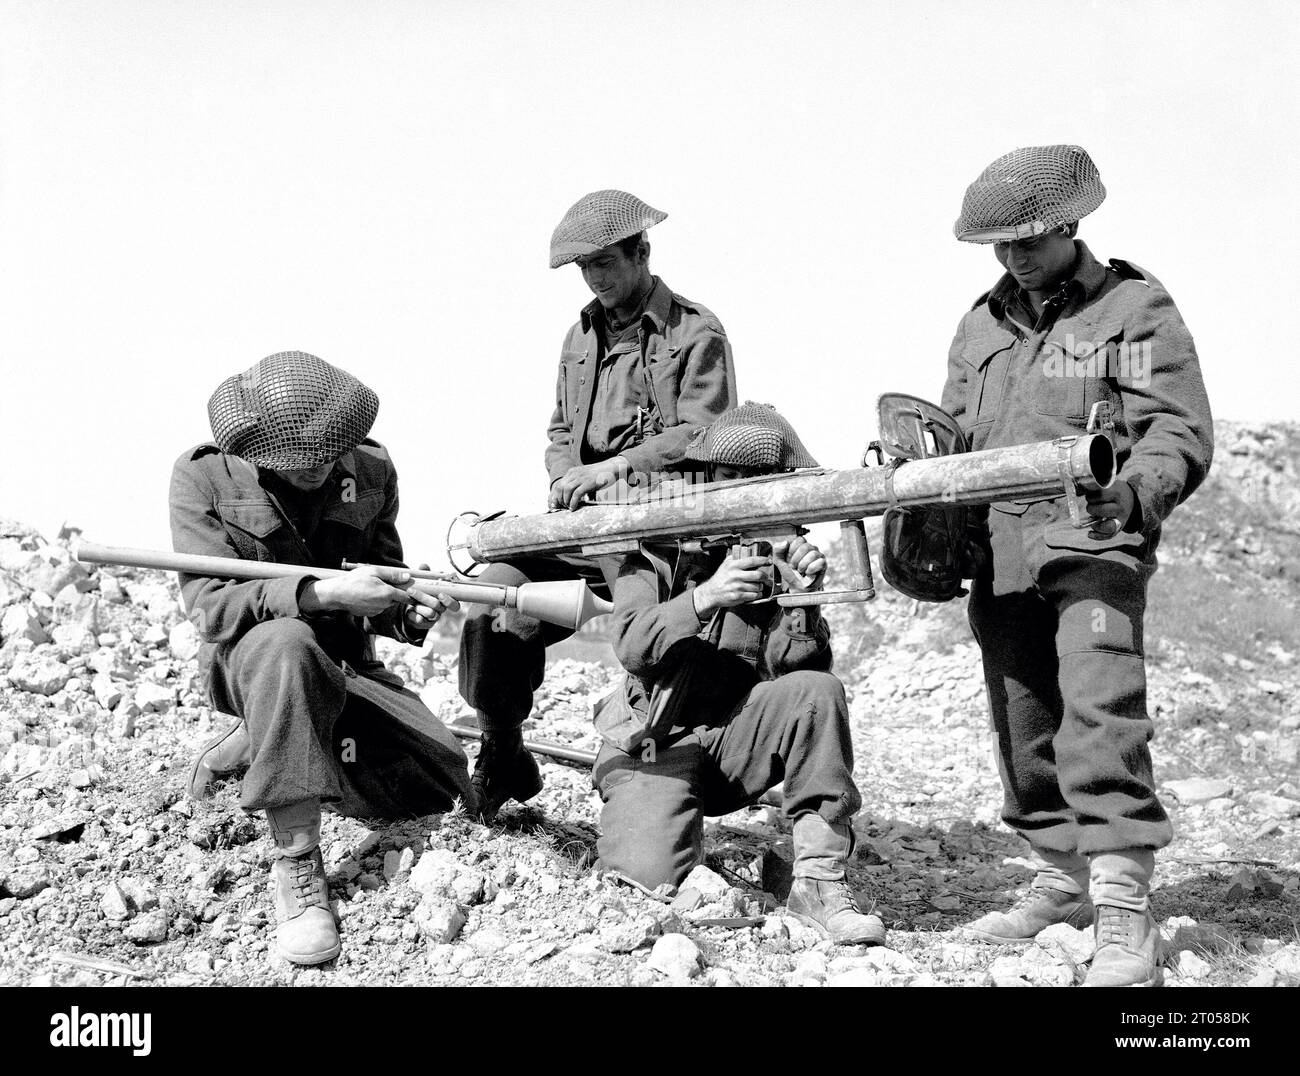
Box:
1, 0, 1297, 560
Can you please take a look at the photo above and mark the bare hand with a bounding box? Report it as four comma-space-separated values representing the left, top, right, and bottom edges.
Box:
772, 537, 826, 591
404, 563, 460, 630
548, 457, 628, 511
692, 554, 771, 618
306, 565, 413, 617
1084, 479, 1137, 529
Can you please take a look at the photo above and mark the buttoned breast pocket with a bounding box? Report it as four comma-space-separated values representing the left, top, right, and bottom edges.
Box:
1035, 318, 1124, 421
645, 344, 684, 429
215, 500, 293, 562
961, 332, 1016, 449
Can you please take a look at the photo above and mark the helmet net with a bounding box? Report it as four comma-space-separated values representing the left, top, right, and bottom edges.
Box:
954, 145, 1105, 243
549, 189, 667, 268
207, 351, 379, 470
685, 401, 819, 472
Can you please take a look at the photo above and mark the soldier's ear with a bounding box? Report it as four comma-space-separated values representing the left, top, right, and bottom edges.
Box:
638, 237, 651, 264
1062, 222, 1079, 239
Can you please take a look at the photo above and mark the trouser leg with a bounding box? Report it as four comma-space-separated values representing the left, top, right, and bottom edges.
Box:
1028, 845, 1090, 896
593, 739, 706, 890
458, 555, 611, 733
968, 518, 1080, 855
699, 669, 862, 828
207, 618, 349, 812
330, 669, 474, 818
1039, 549, 1171, 855
594, 671, 859, 891
1089, 848, 1155, 912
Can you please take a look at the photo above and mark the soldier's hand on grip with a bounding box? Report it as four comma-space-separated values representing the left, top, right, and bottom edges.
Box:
773, 537, 826, 590
309, 565, 413, 617
692, 555, 770, 618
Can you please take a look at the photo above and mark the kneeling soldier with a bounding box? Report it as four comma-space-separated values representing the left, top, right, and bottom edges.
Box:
172, 351, 474, 965
593, 403, 885, 946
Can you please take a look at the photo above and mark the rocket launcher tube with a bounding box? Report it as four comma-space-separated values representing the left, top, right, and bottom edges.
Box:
462, 434, 1115, 562
71, 542, 612, 631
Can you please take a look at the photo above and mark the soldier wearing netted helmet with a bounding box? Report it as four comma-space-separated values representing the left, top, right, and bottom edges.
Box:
170, 351, 474, 966
591, 404, 886, 946
458, 190, 738, 823
938, 145, 1214, 985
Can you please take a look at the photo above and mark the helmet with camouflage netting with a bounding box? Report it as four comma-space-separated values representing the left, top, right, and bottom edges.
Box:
684, 402, 819, 473
549, 189, 667, 268
207, 351, 379, 470
954, 145, 1106, 243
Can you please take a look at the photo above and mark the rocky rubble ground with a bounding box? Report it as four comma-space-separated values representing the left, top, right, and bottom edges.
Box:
2, 421, 1298, 988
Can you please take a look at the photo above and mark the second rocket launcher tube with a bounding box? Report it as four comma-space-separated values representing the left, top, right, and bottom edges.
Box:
466, 434, 1115, 562
71, 542, 613, 630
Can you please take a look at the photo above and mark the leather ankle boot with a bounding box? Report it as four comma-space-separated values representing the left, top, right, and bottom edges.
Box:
1084, 848, 1162, 987
187, 718, 251, 800
1085, 906, 1163, 987
962, 883, 1094, 944
787, 814, 886, 946
266, 799, 339, 965
471, 726, 543, 823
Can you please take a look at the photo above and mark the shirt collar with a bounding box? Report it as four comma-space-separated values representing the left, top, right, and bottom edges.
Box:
985, 240, 1109, 322
580, 275, 671, 334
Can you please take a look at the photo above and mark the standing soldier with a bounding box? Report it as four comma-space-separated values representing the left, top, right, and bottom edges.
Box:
459, 190, 737, 822
938, 146, 1213, 986
174, 351, 472, 966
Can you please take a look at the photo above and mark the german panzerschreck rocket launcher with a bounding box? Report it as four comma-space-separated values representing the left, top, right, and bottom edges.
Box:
451, 395, 1118, 606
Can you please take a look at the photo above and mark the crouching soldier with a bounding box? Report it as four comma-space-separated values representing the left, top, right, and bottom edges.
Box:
592, 403, 885, 946
171, 351, 474, 965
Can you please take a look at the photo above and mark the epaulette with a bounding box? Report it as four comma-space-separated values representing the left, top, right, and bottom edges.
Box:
971, 289, 993, 311
672, 291, 726, 334
1108, 258, 1151, 286
353, 437, 392, 462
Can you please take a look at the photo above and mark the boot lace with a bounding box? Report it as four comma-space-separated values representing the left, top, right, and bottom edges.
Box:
817, 879, 859, 917
1095, 906, 1132, 947
290, 852, 327, 908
